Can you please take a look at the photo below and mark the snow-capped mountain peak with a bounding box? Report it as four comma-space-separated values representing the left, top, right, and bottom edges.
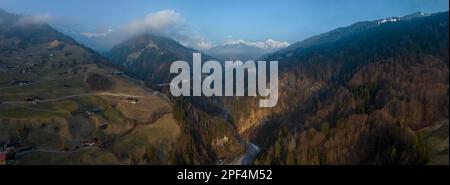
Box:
223, 39, 289, 51
205, 39, 290, 61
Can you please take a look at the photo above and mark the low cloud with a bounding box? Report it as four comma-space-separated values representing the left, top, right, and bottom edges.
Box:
67, 9, 288, 51
124, 9, 181, 35
80, 28, 114, 38
73, 9, 213, 50
119, 9, 213, 50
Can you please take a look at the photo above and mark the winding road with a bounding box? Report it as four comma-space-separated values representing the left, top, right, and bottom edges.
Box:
228, 143, 260, 165
0, 75, 81, 90
14, 146, 93, 158
1, 92, 145, 104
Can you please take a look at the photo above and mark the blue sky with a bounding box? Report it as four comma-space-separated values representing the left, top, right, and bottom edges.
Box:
0, 0, 448, 49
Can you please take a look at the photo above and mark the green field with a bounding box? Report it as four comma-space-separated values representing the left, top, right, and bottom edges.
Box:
0, 40, 180, 164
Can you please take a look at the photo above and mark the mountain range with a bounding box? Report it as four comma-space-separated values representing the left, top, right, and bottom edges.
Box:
204, 39, 289, 61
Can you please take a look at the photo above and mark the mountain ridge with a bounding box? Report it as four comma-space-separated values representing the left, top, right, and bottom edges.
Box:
275, 11, 439, 55
0, 9, 245, 164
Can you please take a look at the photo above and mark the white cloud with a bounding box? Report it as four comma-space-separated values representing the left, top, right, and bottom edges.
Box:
224, 39, 290, 50
224, 39, 247, 45
124, 9, 182, 35
72, 9, 213, 50
121, 10, 213, 50
80, 28, 114, 38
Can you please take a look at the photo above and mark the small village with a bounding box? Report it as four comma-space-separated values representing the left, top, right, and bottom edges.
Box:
0, 137, 106, 165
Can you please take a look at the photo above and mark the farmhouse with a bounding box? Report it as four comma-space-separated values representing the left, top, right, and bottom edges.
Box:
83, 108, 102, 117
11, 80, 33, 86
110, 71, 124, 76
20, 67, 34, 74
121, 97, 139, 104
25, 96, 43, 104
